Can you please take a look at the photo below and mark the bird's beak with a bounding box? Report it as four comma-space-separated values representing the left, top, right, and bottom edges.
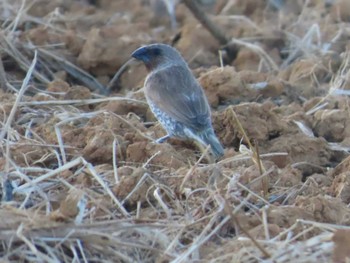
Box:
131, 46, 148, 61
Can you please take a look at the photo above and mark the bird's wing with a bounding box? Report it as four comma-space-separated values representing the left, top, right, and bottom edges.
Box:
145, 65, 211, 131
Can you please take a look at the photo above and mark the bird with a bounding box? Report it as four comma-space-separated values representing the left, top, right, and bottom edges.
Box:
131, 43, 224, 158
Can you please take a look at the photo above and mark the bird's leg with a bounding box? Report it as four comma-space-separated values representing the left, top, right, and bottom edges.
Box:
155, 134, 171, 143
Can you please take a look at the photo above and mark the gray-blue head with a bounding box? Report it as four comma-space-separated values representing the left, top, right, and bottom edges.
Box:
131, 43, 185, 71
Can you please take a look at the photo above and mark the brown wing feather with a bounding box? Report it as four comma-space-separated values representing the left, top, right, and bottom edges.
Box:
145, 65, 211, 131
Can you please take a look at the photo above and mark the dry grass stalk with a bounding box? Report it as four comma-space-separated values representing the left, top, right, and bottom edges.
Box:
230, 107, 268, 197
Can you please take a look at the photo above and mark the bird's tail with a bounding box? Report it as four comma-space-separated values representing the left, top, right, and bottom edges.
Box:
198, 129, 224, 158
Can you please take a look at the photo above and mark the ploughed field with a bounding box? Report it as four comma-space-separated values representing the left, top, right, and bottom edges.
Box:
0, 0, 350, 262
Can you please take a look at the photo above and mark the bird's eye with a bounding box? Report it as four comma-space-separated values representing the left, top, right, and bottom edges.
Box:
152, 47, 162, 56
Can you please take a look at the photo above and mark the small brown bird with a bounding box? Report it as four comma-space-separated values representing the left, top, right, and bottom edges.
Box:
131, 43, 224, 158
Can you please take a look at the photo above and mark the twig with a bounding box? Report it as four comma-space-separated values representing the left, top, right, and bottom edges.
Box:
37, 48, 107, 95
223, 198, 271, 259
228, 38, 279, 71
180, 145, 210, 190
0, 51, 8, 90
230, 107, 266, 173
255, 140, 268, 197
182, 0, 238, 61
0, 50, 37, 141
19, 97, 147, 107
0, 36, 50, 84
107, 58, 135, 90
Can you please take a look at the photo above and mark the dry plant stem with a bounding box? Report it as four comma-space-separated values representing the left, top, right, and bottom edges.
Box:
37, 48, 106, 95
0, 50, 38, 141
306, 51, 350, 115
153, 187, 172, 218
218, 49, 224, 68
121, 173, 154, 206
20, 97, 147, 107
182, 0, 238, 60
16, 224, 54, 262
218, 151, 288, 166
223, 198, 271, 259
230, 108, 266, 173
0, 52, 8, 90
183, 0, 227, 45
1, 36, 50, 84
1, 50, 37, 191
236, 181, 269, 206
216, 15, 261, 32
261, 207, 270, 240
297, 219, 350, 231
254, 141, 263, 175
110, 112, 155, 142
3, 220, 175, 254
228, 39, 278, 71
82, 159, 129, 217
247, 166, 275, 190
15, 157, 83, 192
254, 141, 268, 197
112, 138, 119, 184
180, 145, 210, 190
142, 151, 161, 168
220, 0, 236, 14
15, 157, 129, 217
107, 58, 135, 90
7, 0, 27, 34
173, 211, 231, 263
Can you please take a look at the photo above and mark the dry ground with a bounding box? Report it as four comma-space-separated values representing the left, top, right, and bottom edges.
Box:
0, 0, 350, 262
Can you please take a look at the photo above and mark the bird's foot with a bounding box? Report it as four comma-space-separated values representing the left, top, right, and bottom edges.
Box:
155, 134, 171, 144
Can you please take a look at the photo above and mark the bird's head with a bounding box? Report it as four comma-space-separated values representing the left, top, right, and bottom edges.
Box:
131, 43, 184, 71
